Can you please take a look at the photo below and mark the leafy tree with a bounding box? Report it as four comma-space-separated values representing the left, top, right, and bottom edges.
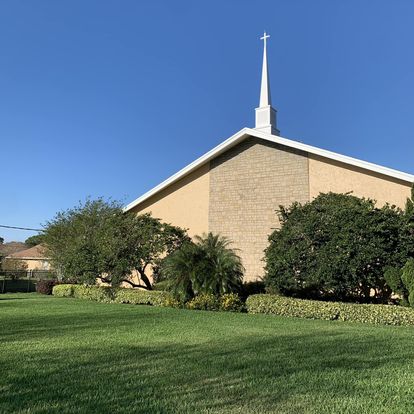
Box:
161, 233, 244, 301
43, 199, 188, 289
0, 236, 4, 244
25, 234, 45, 247
401, 259, 414, 306
383, 266, 408, 305
402, 184, 414, 259
265, 192, 406, 302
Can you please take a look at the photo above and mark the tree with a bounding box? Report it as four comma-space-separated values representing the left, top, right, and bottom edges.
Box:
161, 233, 244, 301
25, 234, 45, 247
264, 192, 406, 302
43, 199, 188, 289
402, 184, 414, 259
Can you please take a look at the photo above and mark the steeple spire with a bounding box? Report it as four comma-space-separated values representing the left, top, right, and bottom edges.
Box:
255, 31, 279, 136
259, 32, 271, 107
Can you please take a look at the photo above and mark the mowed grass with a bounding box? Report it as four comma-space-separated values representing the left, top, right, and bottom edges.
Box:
1, 295, 414, 414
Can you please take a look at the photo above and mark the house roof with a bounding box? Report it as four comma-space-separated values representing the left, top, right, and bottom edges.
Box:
0, 241, 28, 256
7, 244, 49, 260
124, 127, 414, 212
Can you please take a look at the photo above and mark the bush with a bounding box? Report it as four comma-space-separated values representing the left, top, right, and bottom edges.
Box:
161, 233, 244, 301
219, 293, 244, 312
241, 280, 266, 299
246, 294, 340, 321
402, 259, 414, 306
113, 288, 172, 307
338, 302, 414, 325
186, 293, 219, 311
36, 279, 57, 295
265, 193, 406, 302
246, 294, 414, 326
52, 284, 74, 297
71, 285, 115, 302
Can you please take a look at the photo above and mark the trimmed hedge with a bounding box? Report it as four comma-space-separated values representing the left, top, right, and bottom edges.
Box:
52, 284, 74, 297
72, 285, 115, 303
52, 285, 414, 326
246, 294, 414, 326
113, 288, 172, 307
246, 294, 340, 321
52, 284, 173, 306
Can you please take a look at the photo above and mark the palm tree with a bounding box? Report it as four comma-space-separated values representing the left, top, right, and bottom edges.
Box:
161, 232, 244, 300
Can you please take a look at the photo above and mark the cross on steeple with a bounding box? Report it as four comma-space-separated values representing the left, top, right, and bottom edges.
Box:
260, 32, 270, 48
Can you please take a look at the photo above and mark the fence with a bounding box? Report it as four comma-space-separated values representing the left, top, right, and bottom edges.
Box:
0, 270, 57, 293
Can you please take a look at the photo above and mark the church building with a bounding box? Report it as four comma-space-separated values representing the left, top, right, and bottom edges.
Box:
125, 33, 414, 282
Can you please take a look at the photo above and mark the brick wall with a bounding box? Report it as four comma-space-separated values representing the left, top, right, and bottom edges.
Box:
209, 137, 310, 281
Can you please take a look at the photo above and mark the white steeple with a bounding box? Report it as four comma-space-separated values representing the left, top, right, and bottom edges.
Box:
255, 32, 279, 136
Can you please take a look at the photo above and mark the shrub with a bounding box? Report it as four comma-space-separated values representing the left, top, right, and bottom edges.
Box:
36, 279, 57, 295
338, 302, 414, 325
152, 280, 170, 291
265, 193, 406, 302
402, 259, 414, 306
113, 288, 172, 307
52, 284, 74, 297
72, 285, 115, 303
186, 294, 219, 311
246, 294, 340, 321
241, 280, 266, 299
246, 294, 414, 326
161, 233, 244, 301
219, 293, 244, 312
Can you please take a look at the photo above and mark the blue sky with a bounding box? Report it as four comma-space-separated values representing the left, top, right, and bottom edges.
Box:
1, 0, 413, 242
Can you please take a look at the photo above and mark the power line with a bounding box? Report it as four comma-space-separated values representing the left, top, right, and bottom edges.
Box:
0, 224, 44, 232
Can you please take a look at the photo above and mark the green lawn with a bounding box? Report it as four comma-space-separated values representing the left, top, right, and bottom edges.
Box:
1, 294, 414, 414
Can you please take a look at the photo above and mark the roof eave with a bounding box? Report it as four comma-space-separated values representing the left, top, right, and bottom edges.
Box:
124, 127, 414, 212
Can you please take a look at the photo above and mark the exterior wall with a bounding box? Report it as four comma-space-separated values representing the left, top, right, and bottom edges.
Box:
129, 163, 210, 238
25, 259, 50, 271
209, 137, 310, 281
309, 154, 412, 208
4, 258, 51, 270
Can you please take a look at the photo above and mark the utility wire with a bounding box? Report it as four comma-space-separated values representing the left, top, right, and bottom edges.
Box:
0, 224, 44, 232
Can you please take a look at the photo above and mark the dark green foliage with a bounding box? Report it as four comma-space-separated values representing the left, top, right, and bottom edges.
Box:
24, 234, 45, 247
265, 192, 406, 302
383, 266, 408, 305
384, 267, 404, 293
161, 232, 244, 301
246, 294, 414, 326
43, 199, 188, 289
402, 184, 414, 258
35, 279, 57, 295
241, 280, 266, 299
402, 259, 414, 306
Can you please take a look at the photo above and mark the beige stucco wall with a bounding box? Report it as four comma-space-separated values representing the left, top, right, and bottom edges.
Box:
209, 138, 310, 281
309, 154, 412, 208
129, 163, 210, 238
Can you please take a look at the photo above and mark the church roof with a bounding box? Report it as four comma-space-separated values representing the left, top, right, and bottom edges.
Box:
124, 127, 414, 212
